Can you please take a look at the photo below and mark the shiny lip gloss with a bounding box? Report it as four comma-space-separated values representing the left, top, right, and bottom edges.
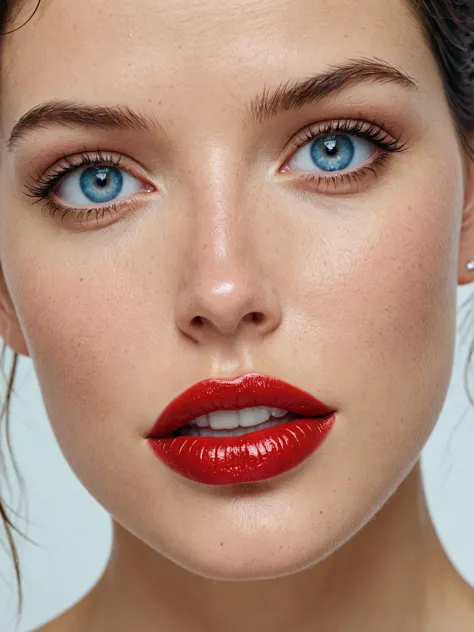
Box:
147, 373, 336, 486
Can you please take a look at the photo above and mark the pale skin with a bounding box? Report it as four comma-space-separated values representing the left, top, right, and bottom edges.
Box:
0, 0, 474, 630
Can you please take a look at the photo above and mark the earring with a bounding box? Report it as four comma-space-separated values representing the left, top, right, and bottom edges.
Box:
467, 261, 474, 272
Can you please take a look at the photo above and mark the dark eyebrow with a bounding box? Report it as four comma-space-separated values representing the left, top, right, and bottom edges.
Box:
245, 57, 417, 125
6, 100, 162, 151
7, 57, 416, 151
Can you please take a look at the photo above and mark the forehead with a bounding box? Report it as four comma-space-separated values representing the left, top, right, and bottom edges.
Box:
1, 0, 433, 128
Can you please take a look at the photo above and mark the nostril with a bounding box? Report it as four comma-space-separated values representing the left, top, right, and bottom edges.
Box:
251, 312, 265, 325
242, 311, 264, 325
191, 316, 204, 327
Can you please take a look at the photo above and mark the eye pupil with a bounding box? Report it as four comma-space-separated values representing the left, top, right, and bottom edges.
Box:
96, 170, 109, 187
80, 166, 123, 203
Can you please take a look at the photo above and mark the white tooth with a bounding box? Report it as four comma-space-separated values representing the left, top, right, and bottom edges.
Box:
208, 410, 240, 430
270, 408, 288, 418
238, 406, 271, 427
195, 414, 210, 427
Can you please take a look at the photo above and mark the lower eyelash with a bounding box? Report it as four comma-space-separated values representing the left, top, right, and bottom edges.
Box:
25, 151, 128, 227
41, 198, 122, 228
296, 152, 391, 194
282, 117, 409, 190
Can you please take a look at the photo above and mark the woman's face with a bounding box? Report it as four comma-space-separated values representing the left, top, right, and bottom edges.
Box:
0, 0, 470, 578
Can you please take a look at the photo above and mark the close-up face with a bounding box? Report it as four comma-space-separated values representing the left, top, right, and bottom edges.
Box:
0, 0, 470, 580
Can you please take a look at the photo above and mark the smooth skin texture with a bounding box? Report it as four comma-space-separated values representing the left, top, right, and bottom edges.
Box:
0, 0, 474, 630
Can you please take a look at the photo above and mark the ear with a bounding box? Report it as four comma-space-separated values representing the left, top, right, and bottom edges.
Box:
458, 147, 474, 286
0, 265, 30, 357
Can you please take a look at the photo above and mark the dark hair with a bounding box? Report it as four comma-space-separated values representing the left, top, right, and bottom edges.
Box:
0, 0, 473, 621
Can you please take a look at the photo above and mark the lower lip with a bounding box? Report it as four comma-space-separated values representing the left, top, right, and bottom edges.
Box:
147, 414, 336, 485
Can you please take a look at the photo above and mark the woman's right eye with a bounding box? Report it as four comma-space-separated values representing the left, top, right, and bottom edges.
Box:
24, 153, 158, 228
56, 165, 148, 206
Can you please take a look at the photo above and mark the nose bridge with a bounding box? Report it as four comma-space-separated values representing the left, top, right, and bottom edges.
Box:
197, 147, 242, 266
174, 145, 281, 341
190, 174, 253, 321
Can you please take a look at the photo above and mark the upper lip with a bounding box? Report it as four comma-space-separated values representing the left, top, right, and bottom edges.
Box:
148, 372, 335, 437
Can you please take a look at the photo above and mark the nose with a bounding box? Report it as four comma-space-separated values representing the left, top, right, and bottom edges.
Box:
174, 242, 282, 345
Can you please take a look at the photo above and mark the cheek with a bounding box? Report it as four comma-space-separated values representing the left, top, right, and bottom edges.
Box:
284, 163, 463, 503
0, 219, 182, 478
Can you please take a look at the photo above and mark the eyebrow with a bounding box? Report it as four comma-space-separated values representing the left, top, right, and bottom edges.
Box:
6, 56, 417, 151
246, 56, 417, 125
6, 101, 162, 151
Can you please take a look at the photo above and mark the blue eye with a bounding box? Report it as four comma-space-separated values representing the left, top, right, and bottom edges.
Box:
56, 166, 143, 205
287, 134, 375, 174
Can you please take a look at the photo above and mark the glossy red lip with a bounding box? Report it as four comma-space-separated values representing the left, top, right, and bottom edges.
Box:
147, 372, 336, 485
148, 373, 334, 436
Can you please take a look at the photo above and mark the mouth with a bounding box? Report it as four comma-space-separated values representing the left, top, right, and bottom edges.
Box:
147, 373, 336, 486
172, 410, 309, 438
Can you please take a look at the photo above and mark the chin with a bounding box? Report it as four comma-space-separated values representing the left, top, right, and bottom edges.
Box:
147, 507, 349, 581
165, 540, 328, 581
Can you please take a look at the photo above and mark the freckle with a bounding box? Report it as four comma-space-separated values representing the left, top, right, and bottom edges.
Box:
79, 278, 84, 282
320, 510, 323, 514
220, 542, 224, 547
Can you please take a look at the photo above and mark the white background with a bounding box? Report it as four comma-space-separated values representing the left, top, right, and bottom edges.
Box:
1, 285, 474, 632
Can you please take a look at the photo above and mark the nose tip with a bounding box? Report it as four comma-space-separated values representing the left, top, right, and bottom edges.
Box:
175, 278, 281, 343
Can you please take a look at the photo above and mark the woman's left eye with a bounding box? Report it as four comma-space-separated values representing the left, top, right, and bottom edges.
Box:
56, 166, 144, 205
285, 133, 376, 174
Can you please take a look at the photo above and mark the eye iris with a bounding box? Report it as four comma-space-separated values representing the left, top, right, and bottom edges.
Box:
80, 167, 123, 203
310, 134, 354, 172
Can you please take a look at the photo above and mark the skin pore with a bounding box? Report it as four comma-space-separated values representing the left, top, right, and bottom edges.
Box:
0, 0, 474, 630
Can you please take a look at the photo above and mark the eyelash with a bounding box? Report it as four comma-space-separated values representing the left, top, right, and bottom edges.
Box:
280, 118, 409, 193
25, 150, 131, 227
24, 119, 409, 227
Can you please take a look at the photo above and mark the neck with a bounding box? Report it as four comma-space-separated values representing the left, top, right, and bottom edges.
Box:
79, 462, 468, 632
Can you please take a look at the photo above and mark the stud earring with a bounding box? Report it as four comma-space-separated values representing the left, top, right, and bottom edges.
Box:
466, 261, 474, 272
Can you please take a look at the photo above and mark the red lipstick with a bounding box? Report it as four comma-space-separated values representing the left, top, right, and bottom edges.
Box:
147, 373, 336, 485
